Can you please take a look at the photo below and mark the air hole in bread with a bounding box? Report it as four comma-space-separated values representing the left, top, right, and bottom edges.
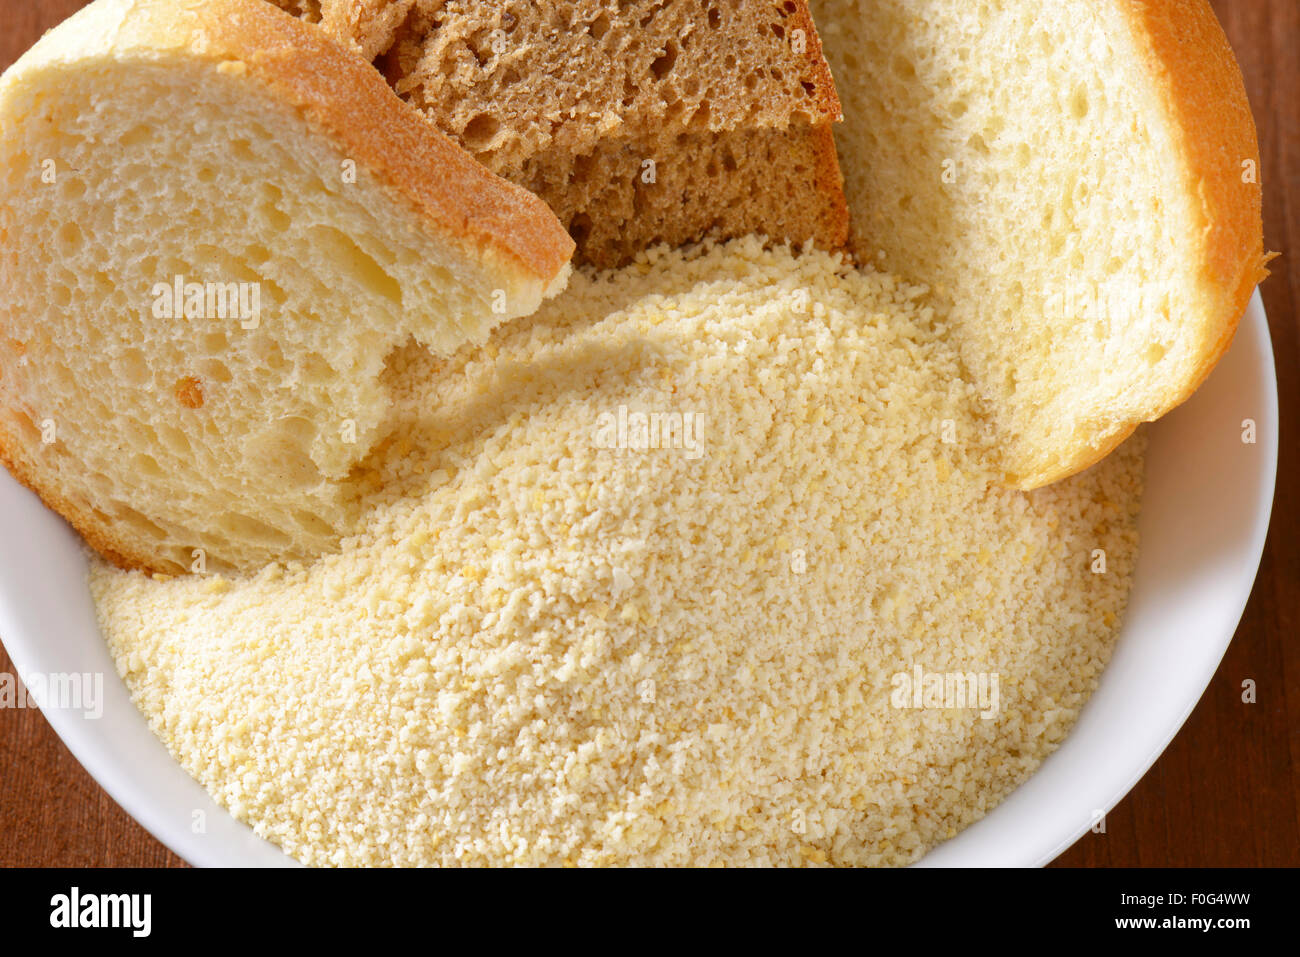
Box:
119, 349, 150, 386
157, 424, 193, 458
467, 34, 493, 69
261, 201, 291, 233
309, 227, 402, 306
10, 409, 39, 444
254, 339, 289, 373
589, 12, 610, 39
244, 243, 272, 266
462, 113, 501, 151
572, 152, 595, 181
276, 415, 319, 443
650, 42, 679, 79
118, 124, 152, 148
200, 359, 233, 384
299, 352, 336, 386
217, 512, 292, 547
55, 220, 83, 254
253, 441, 320, 490
115, 504, 169, 541
1070, 86, 1090, 120
292, 509, 335, 538
133, 453, 165, 479
569, 213, 593, 246
57, 176, 85, 201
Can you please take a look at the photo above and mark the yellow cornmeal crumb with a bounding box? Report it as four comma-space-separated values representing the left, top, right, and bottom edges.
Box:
89, 237, 1145, 867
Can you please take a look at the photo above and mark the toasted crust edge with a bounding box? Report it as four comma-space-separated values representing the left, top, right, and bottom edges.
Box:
10, 0, 575, 285
807, 122, 851, 251
0, 421, 158, 573
1011, 0, 1270, 490
789, 0, 846, 123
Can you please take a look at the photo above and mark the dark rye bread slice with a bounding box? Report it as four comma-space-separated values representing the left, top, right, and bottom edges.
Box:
272, 0, 849, 267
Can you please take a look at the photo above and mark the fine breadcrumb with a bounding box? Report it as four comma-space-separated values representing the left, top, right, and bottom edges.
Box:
91, 237, 1144, 866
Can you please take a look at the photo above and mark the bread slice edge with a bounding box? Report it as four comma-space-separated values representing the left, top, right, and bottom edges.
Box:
1011, 0, 1272, 490
4, 0, 576, 290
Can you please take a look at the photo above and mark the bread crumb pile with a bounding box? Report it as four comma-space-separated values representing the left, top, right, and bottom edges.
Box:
90, 238, 1145, 866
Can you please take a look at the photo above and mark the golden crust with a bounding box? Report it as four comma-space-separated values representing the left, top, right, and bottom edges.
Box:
1013, 0, 1269, 490
0, 418, 157, 573
18, 0, 574, 284
788, 0, 846, 124
808, 122, 851, 251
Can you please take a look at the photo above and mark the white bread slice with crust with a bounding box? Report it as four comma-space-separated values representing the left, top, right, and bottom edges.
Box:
0, 0, 574, 574
812, 0, 1271, 488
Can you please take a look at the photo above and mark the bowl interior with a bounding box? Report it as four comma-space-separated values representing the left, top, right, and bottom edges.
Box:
0, 293, 1276, 867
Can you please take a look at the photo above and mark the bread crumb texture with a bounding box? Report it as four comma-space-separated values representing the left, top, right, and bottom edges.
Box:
91, 239, 1144, 866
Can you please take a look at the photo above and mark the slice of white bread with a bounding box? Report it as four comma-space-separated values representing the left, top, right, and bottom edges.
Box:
272, 0, 850, 267
0, 0, 574, 574
812, 0, 1271, 487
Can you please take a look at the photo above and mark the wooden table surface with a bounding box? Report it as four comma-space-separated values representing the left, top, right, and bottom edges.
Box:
0, 0, 1296, 868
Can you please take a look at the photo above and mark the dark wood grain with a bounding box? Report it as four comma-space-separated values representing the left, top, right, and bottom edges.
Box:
0, 0, 1295, 868
1053, 0, 1300, 868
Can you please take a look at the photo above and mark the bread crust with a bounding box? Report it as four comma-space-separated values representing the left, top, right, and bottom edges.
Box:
787, 0, 845, 123
8, 0, 574, 284
0, 428, 156, 573
1014, 0, 1270, 490
808, 122, 851, 250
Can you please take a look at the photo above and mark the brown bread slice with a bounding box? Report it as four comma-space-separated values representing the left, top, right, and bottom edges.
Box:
273, 0, 850, 266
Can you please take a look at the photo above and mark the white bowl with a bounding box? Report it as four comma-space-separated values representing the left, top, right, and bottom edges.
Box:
0, 292, 1277, 867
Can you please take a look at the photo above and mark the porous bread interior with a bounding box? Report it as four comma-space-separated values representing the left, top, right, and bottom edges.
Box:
308, 0, 836, 165
0, 52, 554, 574
524, 123, 844, 268
812, 0, 1243, 486
273, 0, 849, 265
